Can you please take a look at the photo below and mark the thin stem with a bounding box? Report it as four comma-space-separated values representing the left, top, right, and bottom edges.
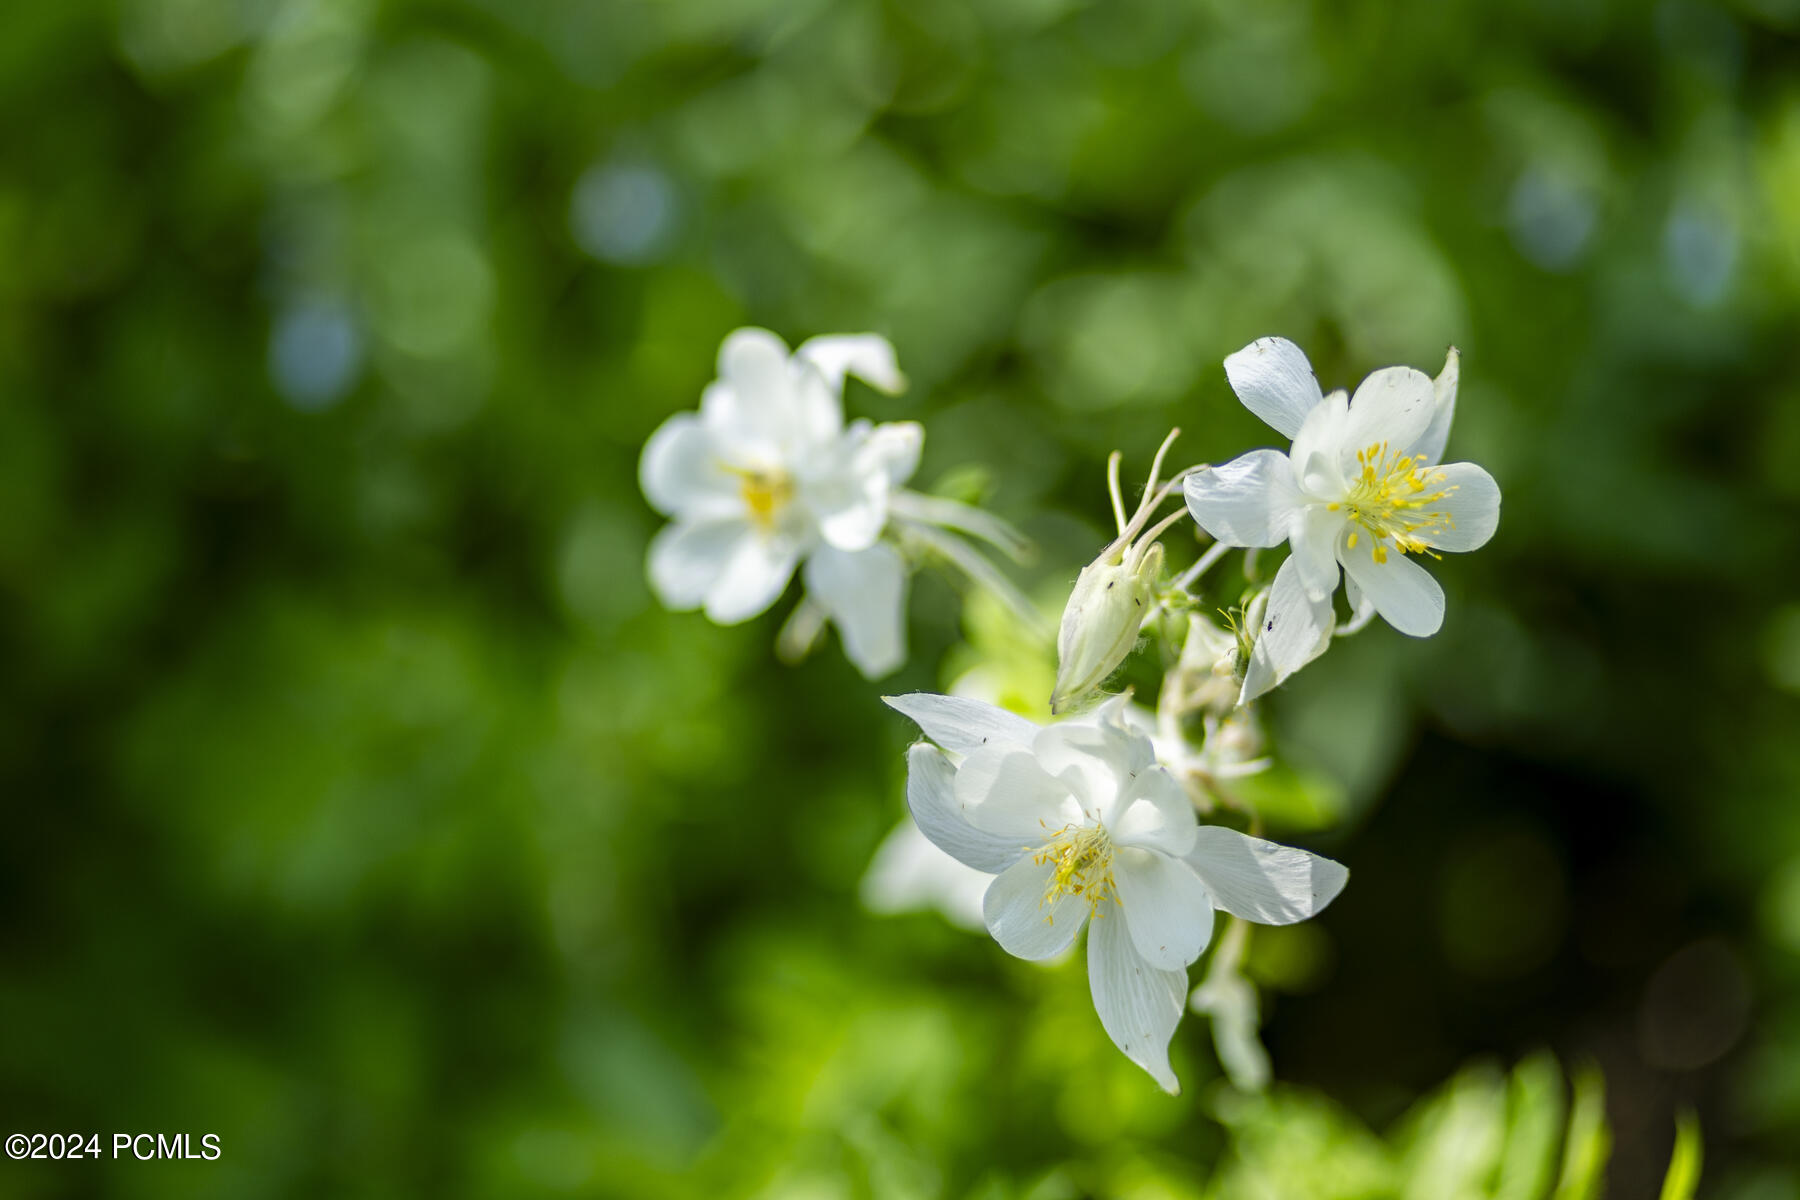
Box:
1140, 427, 1181, 516
1106, 451, 1127, 536
1137, 505, 1191, 557
901, 520, 1051, 642
889, 490, 1032, 562
1174, 541, 1229, 593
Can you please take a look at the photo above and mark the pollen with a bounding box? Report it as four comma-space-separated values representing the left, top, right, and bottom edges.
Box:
735, 469, 794, 531
1342, 442, 1456, 561
1036, 823, 1117, 917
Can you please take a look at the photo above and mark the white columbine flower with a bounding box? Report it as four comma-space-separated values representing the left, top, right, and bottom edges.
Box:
640, 328, 919, 678
1183, 338, 1499, 701
884, 691, 1348, 1092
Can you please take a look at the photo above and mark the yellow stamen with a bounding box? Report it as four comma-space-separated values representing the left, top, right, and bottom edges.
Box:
1342, 441, 1456, 563
734, 469, 793, 531
1034, 823, 1117, 918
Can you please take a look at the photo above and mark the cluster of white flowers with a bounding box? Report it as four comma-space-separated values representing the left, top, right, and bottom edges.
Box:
640, 328, 1500, 1093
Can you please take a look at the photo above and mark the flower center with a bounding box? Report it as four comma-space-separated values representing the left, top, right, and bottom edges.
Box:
1331, 441, 1457, 563
1036, 822, 1117, 914
735, 468, 794, 532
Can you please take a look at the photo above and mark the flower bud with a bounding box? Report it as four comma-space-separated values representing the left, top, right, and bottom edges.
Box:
1051, 542, 1162, 713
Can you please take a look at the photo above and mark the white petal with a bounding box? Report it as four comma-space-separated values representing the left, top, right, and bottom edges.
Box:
804, 420, 912, 551
1113, 848, 1215, 970
1339, 366, 1436, 467
1336, 532, 1444, 637
860, 420, 923, 487
1240, 555, 1335, 703
1287, 504, 1343, 602
1288, 388, 1351, 497
646, 518, 740, 610
900, 744, 1029, 874
639, 414, 736, 517
984, 855, 1087, 960
1420, 461, 1500, 553
716, 327, 821, 456
1182, 450, 1305, 548
718, 327, 792, 405
955, 745, 1081, 840
803, 542, 908, 679
881, 693, 1040, 756
796, 333, 906, 394
1184, 826, 1348, 925
702, 531, 799, 624
1340, 571, 1377, 635
1087, 895, 1188, 1093
1407, 346, 1459, 465
1111, 766, 1198, 858
1032, 707, 1155, 821
1223, 337, 1324, 440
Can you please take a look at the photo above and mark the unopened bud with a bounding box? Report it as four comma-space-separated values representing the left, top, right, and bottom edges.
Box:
1051, 543, 1162, 713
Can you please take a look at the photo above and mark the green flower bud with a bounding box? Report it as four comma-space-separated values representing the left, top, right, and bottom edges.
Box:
1051, 541, 1163, 713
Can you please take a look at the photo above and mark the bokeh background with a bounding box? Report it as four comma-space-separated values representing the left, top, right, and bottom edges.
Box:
4, 0, 1800, 1195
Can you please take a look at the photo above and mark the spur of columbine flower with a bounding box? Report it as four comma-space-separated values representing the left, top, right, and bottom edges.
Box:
640, 328, 1032, 678
884, 691, 1348, 1092
1183, 338, 1498, 701
1052, 431, 1200, 714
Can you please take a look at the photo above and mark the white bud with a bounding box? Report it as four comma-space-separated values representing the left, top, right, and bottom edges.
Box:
1051, 542, 1162, 713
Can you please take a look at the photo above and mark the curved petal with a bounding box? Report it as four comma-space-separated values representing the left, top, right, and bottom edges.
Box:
1421, 461, 1500, 553
1183, 450, 1305, 548
955, 746, 1081, 840
803, 542, 908, 678
859, 420, 923, 487
1340, 570, 1377, 635
806, 543, 907, 676
1339, 366, 1436, 469
801, 420, 888, 552
1223, 337, 1324, 440
1336, 533, 1444, 637
646, 518, 742, 610
796, 333, 906, 394
881, 693, 1041, 755
1114, 848, 1215, 970
1406, 346, 1459, 465
1240, 555, 1336, 703
1087, 894, 1188, 1093
640, 413, 736, 517
702, 531, 799, 624
1289, 388, 1350, 498
984, 855, 1088, 960
1185, 826, 1348, 925
901, 743, 1029, 873
1111, 767, 1198, 858
717, 327, 834, 457
1032, 706, 1155, 821
1288, 504, 1343, 602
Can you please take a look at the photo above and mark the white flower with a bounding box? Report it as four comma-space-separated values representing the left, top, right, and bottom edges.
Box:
1184, 338, 1499, 701
640, 328, 919, 677
884, 691, 1349, 1093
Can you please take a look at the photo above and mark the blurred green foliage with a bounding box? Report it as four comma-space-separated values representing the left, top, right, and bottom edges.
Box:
2, 0, 1799, 1196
